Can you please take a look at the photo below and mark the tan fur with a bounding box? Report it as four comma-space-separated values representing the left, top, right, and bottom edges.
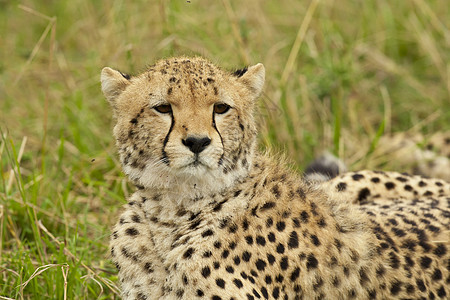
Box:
372, 132, 450, 181
102, 57, 449, 300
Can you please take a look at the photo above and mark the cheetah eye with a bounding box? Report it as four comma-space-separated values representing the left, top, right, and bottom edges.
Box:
214, 103, 231, 114
154, 104, 172, 114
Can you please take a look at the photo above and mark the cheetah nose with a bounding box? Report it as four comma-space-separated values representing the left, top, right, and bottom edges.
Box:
182, 136, 211, 154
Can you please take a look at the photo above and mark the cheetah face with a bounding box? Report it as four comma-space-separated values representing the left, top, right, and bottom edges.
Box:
101, 57, 264, 194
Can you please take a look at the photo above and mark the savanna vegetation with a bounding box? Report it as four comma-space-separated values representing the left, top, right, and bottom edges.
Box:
1, 0, 449, 298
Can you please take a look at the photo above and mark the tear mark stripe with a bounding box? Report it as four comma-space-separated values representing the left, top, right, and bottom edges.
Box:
161, 112, 175, 165
212, 111, 225, 165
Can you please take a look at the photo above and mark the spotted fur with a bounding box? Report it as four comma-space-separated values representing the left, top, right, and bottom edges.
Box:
101, 57, 449, 300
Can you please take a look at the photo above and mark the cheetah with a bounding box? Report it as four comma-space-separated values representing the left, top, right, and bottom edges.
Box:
372, 132, 450, 182
101, 57, 450, 299
304, 132, 450, 183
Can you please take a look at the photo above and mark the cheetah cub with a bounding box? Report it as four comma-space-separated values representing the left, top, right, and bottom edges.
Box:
101, 57, 449, 299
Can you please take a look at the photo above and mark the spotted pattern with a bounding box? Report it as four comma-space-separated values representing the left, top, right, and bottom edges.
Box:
321, 170, 449, 205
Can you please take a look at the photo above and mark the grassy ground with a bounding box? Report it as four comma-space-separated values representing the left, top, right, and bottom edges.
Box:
0, 0, 449, 298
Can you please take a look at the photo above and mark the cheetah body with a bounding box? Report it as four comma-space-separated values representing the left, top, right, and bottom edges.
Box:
101, 57, 450, 300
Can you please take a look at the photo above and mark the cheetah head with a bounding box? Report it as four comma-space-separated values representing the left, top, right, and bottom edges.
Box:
101, 57, 264, 196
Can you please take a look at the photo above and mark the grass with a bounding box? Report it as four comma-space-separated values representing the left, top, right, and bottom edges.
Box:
0, 0, 449, 298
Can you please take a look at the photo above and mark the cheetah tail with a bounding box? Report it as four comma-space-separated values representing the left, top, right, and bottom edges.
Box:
303, 152, 347, 183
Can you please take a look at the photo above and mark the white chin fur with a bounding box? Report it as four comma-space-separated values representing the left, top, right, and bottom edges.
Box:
123, 160, 246, 198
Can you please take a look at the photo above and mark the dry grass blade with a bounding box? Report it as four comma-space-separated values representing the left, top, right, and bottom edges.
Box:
17, 263, 69, 295
355, 44, 433, 102
1, 267, 20, 278
6, 192, 73, 228
222, 0, 250, 64
448, 65, 450, 98
0, 132, 5, 159
411, 0, 450, 45
37, 221, 121, 295
13, 6, 56, 86
406, 110, 441, 133
42, 12, 57, 173
7, 136, 27, 193
81, 274, 104, 300
17, 4, 54, 21
409, 13, 446, 83
280, 0, 320, 86
379, 85, 392, 134
6, 215, 22, 249
61, 265, 69, 300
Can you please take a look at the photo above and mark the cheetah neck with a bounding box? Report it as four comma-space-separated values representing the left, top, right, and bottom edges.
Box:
129, 154, 276, 232
130, 157, 265, 258
135, 167, 254, 217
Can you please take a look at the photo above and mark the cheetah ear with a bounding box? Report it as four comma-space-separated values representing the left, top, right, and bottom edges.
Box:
101, 67, 131, 106
236, 63, 265, 98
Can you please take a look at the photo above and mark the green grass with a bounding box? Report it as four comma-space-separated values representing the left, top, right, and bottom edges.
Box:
0, 0, 449, 298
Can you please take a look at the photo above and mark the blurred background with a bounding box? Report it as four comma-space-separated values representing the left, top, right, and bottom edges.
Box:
0, 0, 449, 298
